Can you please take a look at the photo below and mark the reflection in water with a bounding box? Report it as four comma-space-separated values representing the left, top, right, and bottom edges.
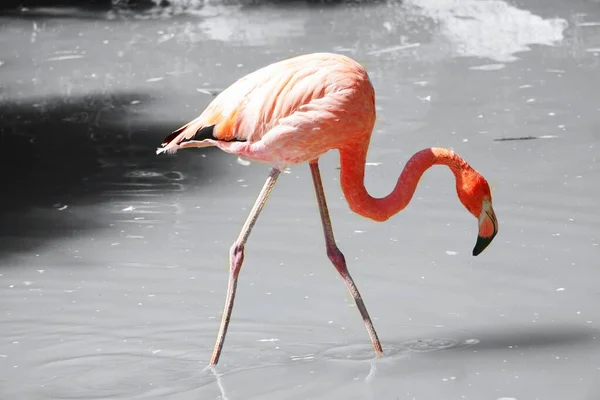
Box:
114, 3, 308, 47
107, 1, 308, 47
409, 0, 568, 62
198, 7, 307, 46
199, 13, 306, 46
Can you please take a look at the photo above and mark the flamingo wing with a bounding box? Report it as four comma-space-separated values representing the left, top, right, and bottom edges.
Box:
157, 53, 374, 156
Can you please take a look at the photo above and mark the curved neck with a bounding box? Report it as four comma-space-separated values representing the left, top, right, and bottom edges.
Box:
339, 146, 472, 222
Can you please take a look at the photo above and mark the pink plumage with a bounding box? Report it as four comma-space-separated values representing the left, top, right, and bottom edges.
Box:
157, 53, 375, 169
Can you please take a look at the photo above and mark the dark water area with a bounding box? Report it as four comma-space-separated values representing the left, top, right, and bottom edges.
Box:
1, 0, 599, 399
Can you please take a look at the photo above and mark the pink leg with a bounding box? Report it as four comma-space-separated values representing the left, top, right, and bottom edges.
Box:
309, 161, 383, 357
209, 167, 281, 367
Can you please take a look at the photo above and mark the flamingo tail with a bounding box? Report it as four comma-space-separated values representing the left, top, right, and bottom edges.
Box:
156, 119, 218, 155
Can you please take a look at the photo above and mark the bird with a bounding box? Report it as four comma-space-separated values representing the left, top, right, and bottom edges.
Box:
156, 52, 499, 367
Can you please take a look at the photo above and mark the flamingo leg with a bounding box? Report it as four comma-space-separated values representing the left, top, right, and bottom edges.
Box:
309, 161, 384, 357
209, 167, 281, 367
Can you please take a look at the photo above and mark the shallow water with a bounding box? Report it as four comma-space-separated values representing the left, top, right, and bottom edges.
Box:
1, 0, 599, 399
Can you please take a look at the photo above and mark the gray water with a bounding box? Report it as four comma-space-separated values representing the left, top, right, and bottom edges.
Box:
1, 0, 599, 399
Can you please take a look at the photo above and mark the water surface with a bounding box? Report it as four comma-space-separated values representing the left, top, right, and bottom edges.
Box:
1, 0, 599, 398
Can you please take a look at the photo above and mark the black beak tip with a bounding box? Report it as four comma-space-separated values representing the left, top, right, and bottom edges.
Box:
472, 232, 497, 256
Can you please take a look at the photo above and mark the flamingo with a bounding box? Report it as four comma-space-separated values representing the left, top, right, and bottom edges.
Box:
157, 52, 498, 367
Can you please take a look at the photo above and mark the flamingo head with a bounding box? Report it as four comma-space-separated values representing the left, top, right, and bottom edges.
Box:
457, 173, 498, 256
472, 195, 498, 256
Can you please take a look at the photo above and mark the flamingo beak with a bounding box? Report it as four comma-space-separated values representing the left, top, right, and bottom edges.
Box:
473, 204, 498, 256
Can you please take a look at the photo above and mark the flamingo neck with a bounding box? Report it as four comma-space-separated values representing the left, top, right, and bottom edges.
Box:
339, 146, 473, 222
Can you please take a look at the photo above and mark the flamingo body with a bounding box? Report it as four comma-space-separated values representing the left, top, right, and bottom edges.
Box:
157, 52, 498, 367
158, 53, 375, 169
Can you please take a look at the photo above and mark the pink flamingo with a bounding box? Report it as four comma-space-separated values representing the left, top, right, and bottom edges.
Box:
157, 52, 498, 367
